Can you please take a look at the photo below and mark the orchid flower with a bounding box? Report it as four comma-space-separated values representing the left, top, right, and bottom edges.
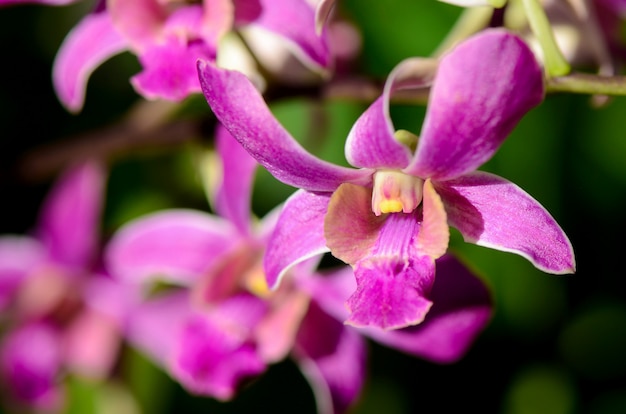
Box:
52, 0, 331, 113
0, 161, 127, 412
197, 28, 576, 331
105, 124, 493, 413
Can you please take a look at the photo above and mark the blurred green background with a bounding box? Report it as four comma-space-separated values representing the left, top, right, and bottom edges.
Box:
1, 0, 626, 413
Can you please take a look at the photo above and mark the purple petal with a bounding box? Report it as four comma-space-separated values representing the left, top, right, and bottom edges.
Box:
264, 190, 331, 288
0, 323, 62, 409
314, 0, 337, 34
294, 301, 366, 414
132, 36, 215, 101
37, 160, 106, 269
249, 0, 331, 69
108, 0, 165, 49
346, 253, 435, 330
406, 29, 544, 180
105, 210, 239, 286
212, 124, 258, 235
435, 172, 576, 274
364, 255, 493, 363
52, 11, 127, 112
346, 58, 437, 169
0, 236, 46, 311
197, 60, 371, 192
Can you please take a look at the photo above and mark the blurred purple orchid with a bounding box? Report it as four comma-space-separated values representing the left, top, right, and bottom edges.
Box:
51, 0, 332, 112
0, 161, 127, 412
197, 28, 576, 331
105, 125, 493, 413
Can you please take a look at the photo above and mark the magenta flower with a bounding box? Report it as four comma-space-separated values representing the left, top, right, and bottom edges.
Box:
105, 125, 493, 413
197, 28, 576, 331
0, 161, 126, 412
51, 0, 331, 112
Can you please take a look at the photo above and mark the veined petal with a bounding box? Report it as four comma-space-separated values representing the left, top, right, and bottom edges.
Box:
406, 29, 544, 180
250, 0, 331, 69
197, 60, 371, 192
436, 172, 576, 274
265, 190, 331, 289
324, 183, 387, 265
363, 255, 492, 363
37, 160, 106, 269
346, 254, 435, 330
346, 57, 437, 169
105, 209, 239, 286
295, 302, 366, 414
52, 11, 127, 113
212, 124, 258, 236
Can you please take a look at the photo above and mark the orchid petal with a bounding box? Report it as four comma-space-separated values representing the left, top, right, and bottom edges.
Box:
108, 0, 165, 50
52, 11, 127, 113
295, 302, 366, 414
105, 210, 239, 286
436, 172, 576, 274
0, 323, 62, 409
0, 236, 46, 311
346, 58, 437, 169
346, 253, 435, 330
202, 0, 234, 41
213, 124, 258, 235
265, 190, 331, 289
255, 290, 311, 363
132, 37, 215, 101
324, 183, 387, 265
37, 160, 105, 269
406, 29, 544, 180
197, 60, 371, 191
249, 0, 331, 69
416, 179, 449, 259
363, 255, 492, 363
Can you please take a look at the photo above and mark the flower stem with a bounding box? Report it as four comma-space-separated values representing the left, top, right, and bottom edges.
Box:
547, 73, 626, 95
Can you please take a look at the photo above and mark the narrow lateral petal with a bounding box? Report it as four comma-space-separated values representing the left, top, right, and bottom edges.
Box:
212, 124, 258, 236
436, 172, 576, 274
407, 29, 544, 180
346, 254, 435, 330
251, 0, 331, 69
295, 302, 366, 414
52, 11, 127, 112
324, 183, 387, 265
105, 210, 239, 286
364, 254, 493, 363
264, 190, 331, 288
197, 60, 371, 192
346, 57, 436, 169
37, 160, 105, 269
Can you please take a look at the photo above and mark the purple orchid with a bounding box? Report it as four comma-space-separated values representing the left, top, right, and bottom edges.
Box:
104, 125, 493, 413
51, 0, 331, 113
197, 28, 576, 331
0, 161, 127, 412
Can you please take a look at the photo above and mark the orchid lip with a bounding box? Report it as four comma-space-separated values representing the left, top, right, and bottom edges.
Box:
371, 170, 424, 216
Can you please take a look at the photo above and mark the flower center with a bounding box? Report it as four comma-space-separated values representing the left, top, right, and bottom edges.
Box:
371, 170, 424, 216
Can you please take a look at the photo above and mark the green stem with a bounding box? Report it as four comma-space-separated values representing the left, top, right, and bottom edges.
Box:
547, 72, 626, 95
521, 0, 571, 77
